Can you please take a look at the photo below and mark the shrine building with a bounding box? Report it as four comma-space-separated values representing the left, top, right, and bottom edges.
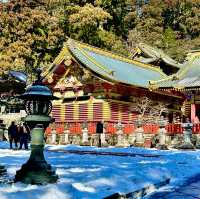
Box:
42, 38, 183, 130
150, 50, 200, 123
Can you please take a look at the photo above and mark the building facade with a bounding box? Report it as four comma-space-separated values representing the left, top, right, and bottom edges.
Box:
43, 39, 183, 127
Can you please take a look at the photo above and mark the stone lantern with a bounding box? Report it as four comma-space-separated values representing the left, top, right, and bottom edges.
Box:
157, 116, 168, 150
179, 118, 194, 150
135, 116, 144, 146
116, 121, 125, 147
14, 69, 58, 184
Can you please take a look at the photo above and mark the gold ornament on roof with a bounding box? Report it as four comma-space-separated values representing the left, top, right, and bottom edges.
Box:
64, 59, 72, 66
47, 76, 53, 84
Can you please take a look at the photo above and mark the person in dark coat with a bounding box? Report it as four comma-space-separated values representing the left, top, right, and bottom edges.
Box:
18, 123, 29, 150
96, 121, 104, 147
8, 121, 18, 149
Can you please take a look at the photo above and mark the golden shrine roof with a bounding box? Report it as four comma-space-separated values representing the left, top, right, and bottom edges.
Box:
49, 38, 168, 89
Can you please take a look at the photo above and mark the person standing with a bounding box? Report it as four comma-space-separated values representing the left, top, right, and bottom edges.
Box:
96, 121, 104, 147
8, 121, 18, 149
18, 123, 29, 150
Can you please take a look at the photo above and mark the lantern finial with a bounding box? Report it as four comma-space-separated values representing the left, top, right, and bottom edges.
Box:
33, 68, 43, 85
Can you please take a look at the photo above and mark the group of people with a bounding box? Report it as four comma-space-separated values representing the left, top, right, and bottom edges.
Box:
8, 121, 30, 150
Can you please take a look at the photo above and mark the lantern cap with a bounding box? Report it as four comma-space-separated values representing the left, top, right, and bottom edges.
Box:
20, 84, 58, 100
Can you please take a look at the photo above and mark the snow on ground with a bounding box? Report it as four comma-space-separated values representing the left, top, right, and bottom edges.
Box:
0, 142, 200, 198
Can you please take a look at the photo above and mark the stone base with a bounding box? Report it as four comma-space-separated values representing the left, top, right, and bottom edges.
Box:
71, 135, 81, 145
90, 135, 99, 146
143, 138, 152, 148
15, 161, 58, 185
116, 143, 130, 147
156, 144, 168, 150
178, 143, 195, 150
101, 142, 109, 147
15, 144, 58, 185
81, 141, 90, 146
107, 135, 117, 146
134, 143, 144, 147
128, 135, 136, 145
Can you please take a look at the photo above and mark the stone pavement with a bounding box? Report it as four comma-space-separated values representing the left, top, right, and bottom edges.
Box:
146, 181, 200, 199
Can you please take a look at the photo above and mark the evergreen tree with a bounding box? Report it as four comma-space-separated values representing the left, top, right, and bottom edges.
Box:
1, 0, 200, 76
0, 0, 64, 75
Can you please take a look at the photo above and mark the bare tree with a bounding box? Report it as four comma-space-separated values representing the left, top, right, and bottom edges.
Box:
130, 97, 168, 123
130, 96, 152, 118
150, 102, 168, 117
149, 102, 168, 123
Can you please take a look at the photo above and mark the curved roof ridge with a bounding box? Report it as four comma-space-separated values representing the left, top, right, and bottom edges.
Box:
175, 54, 200, 79
67, 38, 167, 77
149, 52, 200, 89
149, 75, 175, 85
150, 52, 200, 86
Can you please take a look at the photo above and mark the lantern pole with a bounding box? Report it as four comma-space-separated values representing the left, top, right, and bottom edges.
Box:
14, 69, 58, 184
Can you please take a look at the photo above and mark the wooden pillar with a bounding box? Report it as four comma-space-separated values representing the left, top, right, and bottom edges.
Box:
191, 104, 196, 123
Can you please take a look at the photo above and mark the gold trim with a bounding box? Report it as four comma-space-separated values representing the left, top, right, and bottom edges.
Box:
187, 52, 200, 58
118, 104, 122, 121
149, 75, 177, 85
107, 99, 133, 105
42, 43, 72, 79
152, 90, 183, 99
60, 104, 65, 122
102, 101, 111, 120
129, 112, 132, 122
73, 103, 79, 120
88, 101, 93, 120
174, 85, 185, 90
56, 68, 71, 85
53, 43, 70, 65
168, 108, 182, 113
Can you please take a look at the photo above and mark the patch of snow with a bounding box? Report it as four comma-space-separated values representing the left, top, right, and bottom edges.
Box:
72, 183, 96, 193
0, 141, 200, 198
